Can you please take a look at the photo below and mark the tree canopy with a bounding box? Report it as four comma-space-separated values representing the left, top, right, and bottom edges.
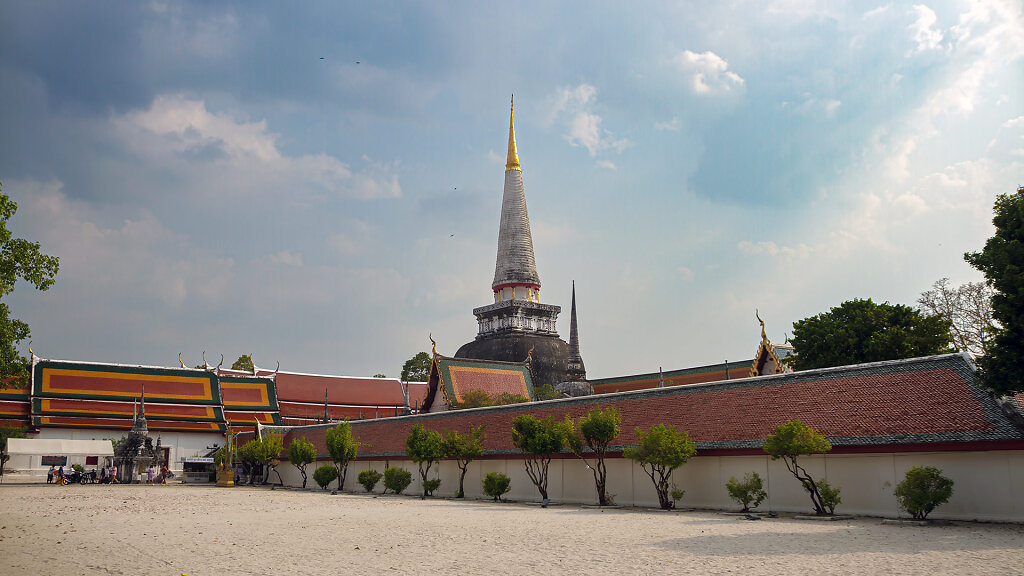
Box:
287, 436, 317, 489
405, 424, 446, 497
788, 298, 952, 371
624, 424, 697, 509
231, 355, 254, 372
442, 425, 486, 498
401, 352, 431, 382
763, 420, 834, 515
0, 186, 60, 387
568, 407, 621, 506
325, 421, 359, 490
511, 414, 573, 501
965, 186, 1024, 395
918, 278, 996, 357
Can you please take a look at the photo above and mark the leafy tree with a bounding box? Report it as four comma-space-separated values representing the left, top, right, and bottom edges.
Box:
624, 424, 697, 510
817, 480, 842, 515
894, 466, 954, 520
406, 424, 446, 497
358, 469, 382, 492
382, 466, 412, 494
762, 420, 834, 515
483, 472, 511, 501
442, 425, 486, 498
259, 434, 285, 485
0, 185, 60, 388
510, 414, 573, 501
325, 421, 359, 490
567, 407, 621, 506
313, 464, 338, 490
458, 390, 493, 408
494, 392, 529, 405
789, 298, 953, 371
918, 278, 996, 357
287, 436, 317, 488
422, 478, 441, 496
235, 439, 260, 484
533, 382, 563, 400
231, 354, 254, 372
401, 352, 431, 382
725, 472, 768, 512
965, 186, 1024, 395
373, 373, 386, 378
0, 424, 27, 476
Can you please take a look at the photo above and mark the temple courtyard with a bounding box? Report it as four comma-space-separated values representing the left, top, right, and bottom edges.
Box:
1, 484, 1022, 575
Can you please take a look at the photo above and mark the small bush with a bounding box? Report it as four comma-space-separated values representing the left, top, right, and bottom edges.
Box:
894, 466, 954, 520
422, 478, 441, 496
72, 464, 85, 474
383, 466, 412, 494
358, 469, 382, 493
670, 486, 685, 506
813, 480, 842, 515
483, 472, 511, 501
726, 472, 768, 512
313, 465, 338, 490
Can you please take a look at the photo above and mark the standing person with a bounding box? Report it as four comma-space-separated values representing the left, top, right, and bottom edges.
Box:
111, 464, 118, 484
160, 464, 169, 485
147, 465, 154, 484
57, 465, 64, 483
47, 466, 54, 484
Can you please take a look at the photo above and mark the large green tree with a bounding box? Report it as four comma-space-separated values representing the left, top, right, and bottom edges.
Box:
0, 185, 60, 387
788, 298, 952, 371
965, 186, 1024, 395
231, 354, 254, 372
400, 352, 431, 382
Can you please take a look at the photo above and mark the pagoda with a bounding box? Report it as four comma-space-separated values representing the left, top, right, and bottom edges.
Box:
455, 98, 570, 388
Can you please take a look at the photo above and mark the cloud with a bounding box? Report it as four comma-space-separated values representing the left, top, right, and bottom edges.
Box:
115, 94, 402, 201
673, 50, 744, 95
654, 117, 681, 132
548, 84, 632, 157
267, 251, 303, 266
910, 5, 944, 52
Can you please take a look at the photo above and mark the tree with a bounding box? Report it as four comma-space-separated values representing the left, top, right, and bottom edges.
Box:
965, 186, 1024, 395
231, 355, 254, 372
405, 424, 446, 497
358, 469, 382, 492
510, 414, 573, 502
533, 382, 563, 400
0, 424, 27, 476
373, 373, 386, 378
313, 464, 338, 490
456, 390, 529, 409
482, 472, 511, 501
918, 278, 996, 357
789, 298, 953, 371
235, 439, 260, 484
0, 185, 60, 388
762, 420, 834, 515
894, 466, 954, 520
726, 472, 768, 512
382, 466, 412, 494
287, 436, 317, 488
259, 434, 285, 485
325, 421, 359, 490
442, 425, 486, 498
401, 352, 431, 382
624, 424, 697, 510
567, 407, 621, 506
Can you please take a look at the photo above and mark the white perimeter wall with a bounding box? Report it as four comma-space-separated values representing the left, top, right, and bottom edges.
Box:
275, 450, 1024, 522
3, 428, 222, 481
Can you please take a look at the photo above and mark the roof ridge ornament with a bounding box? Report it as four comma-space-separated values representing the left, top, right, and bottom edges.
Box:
430, 333, 438, 357
506, 94, 520, 172
178, 353, 185, 368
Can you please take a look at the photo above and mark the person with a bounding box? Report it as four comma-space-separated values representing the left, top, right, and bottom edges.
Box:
57, 465, 65, 483
47, 466, 54, 484
147, 465, 155, 484
160, 464, 169, 485
111, 464, 119, 484
99, 466, 107, 484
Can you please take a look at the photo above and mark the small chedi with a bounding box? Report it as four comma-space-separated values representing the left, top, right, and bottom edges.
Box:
112, 385, 163, 483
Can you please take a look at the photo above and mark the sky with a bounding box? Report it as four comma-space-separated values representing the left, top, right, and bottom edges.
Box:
1, 1, 1023, 380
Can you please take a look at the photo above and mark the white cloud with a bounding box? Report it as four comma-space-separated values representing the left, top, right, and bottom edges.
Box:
910, 5, 944, 52
115, 94, 402, 201
548, 84, 632, 157
654, 118, 681, 132
673, 50, 745, 95
267, 251, 303, 266
597, 160, 617, 170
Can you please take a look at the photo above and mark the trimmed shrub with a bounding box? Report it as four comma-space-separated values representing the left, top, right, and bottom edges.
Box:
815, 480, 842, 515
483, 472, 511, 501
358, 469, 382, 493
422, 478, 441, 496
383, 466, 412, 494
894, 466, 954, 520
726, 472, 768, 512
313, 465, 338, 490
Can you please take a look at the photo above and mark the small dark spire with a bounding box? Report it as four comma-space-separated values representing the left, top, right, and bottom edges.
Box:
566, 281, 587, 381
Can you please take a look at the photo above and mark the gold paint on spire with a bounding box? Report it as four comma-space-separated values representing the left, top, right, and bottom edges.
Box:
506, 95, 521, 172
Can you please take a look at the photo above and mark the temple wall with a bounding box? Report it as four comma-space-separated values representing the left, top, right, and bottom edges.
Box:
275, 450, 1024, 522
3, 428, 221, 481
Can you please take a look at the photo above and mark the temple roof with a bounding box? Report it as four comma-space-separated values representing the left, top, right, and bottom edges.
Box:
492, 98, 540, 289
423, 354, 536, 410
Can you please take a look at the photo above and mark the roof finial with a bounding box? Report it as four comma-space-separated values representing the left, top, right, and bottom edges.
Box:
178, 353, 185, 368
506, 94, 521, 172
429, 333, 437, 357
756, 309, 767, 342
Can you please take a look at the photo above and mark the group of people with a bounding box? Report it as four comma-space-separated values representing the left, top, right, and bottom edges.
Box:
45, 463, 172, 484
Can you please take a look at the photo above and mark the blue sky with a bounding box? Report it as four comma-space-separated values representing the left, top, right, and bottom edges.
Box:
2, 1, 1022, 379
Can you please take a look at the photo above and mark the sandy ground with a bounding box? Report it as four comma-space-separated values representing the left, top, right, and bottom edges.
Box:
1, 483, 1023, 576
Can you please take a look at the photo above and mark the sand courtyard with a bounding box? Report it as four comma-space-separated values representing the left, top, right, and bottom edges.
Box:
1, 483, 1022, 575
